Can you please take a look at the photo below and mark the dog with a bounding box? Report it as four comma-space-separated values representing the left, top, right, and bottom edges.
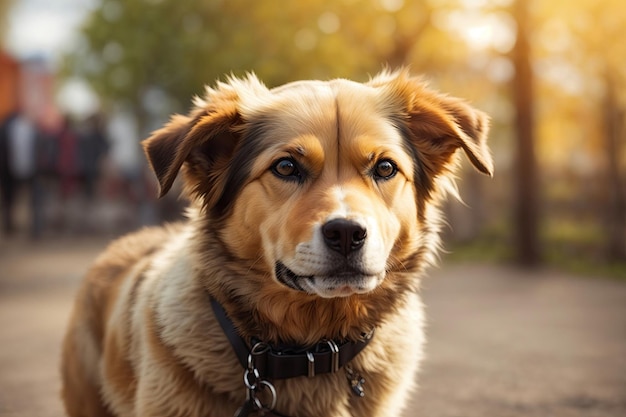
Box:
61, 69, 492, 417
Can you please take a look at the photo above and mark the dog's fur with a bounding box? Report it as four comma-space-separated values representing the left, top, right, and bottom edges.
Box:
61, 69, 492, 417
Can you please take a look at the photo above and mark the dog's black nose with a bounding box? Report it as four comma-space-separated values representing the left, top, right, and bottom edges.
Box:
322, 219, 367, 256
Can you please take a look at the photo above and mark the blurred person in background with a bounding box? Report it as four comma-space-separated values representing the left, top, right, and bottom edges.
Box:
54, 115, 82, 233
78, 112, 109, 202
0, 108, 44, 239
56, 115, 80, 201
36, 111, 64, 234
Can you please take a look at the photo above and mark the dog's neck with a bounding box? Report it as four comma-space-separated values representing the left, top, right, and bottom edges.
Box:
194, 223, 420, 346
209, 295, 374, 380
205, 272, 414, 347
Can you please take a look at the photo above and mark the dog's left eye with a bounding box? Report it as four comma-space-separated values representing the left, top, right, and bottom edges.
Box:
272, 158, 301, 180
373, 159, 397, 180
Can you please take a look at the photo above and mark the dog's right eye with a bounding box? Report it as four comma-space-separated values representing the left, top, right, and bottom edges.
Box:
271, 158, 302, 181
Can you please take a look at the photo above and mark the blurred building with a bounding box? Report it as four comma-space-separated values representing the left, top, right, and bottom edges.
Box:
0, 50, 61, 128
0, 50, 20, 120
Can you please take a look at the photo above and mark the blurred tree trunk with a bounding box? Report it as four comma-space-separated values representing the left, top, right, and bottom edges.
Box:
386, 35, 417, 69
511, 0, 540, 266
379, 11, 430, 70
603, 71, 626, 261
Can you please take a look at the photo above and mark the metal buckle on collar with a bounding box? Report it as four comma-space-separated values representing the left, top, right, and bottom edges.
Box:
306, 352, 315, 377
306, 340, 339, 377
324, 340, 340, 374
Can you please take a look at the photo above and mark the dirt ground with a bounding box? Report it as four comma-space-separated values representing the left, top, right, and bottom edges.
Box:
1, 236, 625, 417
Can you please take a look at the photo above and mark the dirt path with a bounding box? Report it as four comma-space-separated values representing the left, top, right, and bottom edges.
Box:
1, 238, 625, 416
409, 265, 626, 417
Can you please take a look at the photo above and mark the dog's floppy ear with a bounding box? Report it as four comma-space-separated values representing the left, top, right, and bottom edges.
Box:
142, 95, 240, 204
414, 94, 493, 176
374, 70, 493, 177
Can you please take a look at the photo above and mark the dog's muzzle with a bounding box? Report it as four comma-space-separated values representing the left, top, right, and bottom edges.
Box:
274, 261, 383, 298
274, 219, 385, 298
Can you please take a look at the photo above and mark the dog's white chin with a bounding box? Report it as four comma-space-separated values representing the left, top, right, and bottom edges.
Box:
302, 274, 383, 299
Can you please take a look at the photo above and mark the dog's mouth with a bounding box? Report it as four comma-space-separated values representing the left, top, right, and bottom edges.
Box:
274, 261, 383, 298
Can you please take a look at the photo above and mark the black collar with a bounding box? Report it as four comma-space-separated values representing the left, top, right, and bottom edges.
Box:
210, 296, 374, 380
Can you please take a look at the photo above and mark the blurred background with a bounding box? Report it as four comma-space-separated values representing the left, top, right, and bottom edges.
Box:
0, 0, 625, 273
1, 2, 626, 416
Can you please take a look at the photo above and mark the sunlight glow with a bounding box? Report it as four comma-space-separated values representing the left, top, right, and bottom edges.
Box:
56, 78, 100, 118
433, 9, 517, 53
294, 29, 317, 51
379, 0, 404, 13
465, 23, 493, 49
318, 12, 341, 34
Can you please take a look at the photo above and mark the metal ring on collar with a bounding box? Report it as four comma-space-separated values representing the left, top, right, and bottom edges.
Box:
252, 379, 277, 411
244, 367, 260, 390
251, 341, 271, 356
247, 341, 270, 371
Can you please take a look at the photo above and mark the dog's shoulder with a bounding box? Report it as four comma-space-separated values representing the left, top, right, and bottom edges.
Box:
96, 223, 185, 271
73, 223, 185, 335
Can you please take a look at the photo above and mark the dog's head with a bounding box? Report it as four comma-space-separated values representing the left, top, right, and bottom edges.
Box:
143, 69, 492, 299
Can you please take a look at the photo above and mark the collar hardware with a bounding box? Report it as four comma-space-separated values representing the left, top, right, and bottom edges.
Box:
210, 295, 374, 416
210, 296, 374, 380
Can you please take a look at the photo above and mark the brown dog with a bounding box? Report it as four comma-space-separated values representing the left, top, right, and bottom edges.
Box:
61, 69, 492, 417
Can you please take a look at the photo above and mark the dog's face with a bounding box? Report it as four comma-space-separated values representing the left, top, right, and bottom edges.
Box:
143, 70, 492, 299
